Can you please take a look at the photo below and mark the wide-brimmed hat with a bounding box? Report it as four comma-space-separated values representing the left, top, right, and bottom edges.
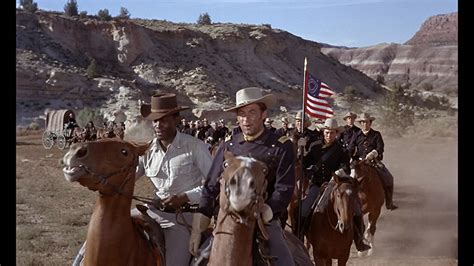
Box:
343, 112, 357, 120
224, 87, 276, 112
140, 93, 190, 121
356, 113, 376, 122
316, 118, 344, 133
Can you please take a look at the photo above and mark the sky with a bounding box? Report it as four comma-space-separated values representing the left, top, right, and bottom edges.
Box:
16, 0, 458, 48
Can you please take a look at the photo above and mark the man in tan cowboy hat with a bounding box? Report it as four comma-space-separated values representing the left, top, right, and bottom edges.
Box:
190, 87, 297, 265
348, 112, 398, 210
296, 118, 371, 252
135, 93, 213, 265
338, 111, 361, 154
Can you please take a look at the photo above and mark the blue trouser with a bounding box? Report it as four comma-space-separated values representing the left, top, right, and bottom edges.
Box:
267, 219, 295, 266
301, 183, 320, 218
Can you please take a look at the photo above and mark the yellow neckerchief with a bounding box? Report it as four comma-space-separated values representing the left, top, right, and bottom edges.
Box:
243, 128, 265, 142
362, 128, 371, 135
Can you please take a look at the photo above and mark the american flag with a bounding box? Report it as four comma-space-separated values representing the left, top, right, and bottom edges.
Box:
304, 73, 335, 119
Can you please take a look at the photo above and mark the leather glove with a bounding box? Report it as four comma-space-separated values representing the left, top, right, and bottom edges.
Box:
189, 213, 211, 257
365, 150, 378, 161
261, 203, 273, 224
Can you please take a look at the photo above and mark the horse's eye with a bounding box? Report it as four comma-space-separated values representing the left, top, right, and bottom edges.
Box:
223, 161, 229, 169
121, 149, 128, 156
262, 168, 268, 175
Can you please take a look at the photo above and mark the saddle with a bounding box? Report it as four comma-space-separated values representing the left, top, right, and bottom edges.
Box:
132, 204, 166, 265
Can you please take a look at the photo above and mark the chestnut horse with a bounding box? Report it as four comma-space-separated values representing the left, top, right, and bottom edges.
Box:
306, 175, 359, 266
209, 151, 312, 266
350, 159, 385, 256
62, 139, 163, 266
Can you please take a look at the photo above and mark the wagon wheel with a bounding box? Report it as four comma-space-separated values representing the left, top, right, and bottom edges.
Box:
57, 134, 67, 150
42, 131, 54, 149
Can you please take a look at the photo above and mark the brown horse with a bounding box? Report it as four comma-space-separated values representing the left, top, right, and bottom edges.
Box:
350, 159, 385, 256
62, 139, 163, 266
209, 151, 270, 266
306, 175, 359, 266
209, 151, 313, 266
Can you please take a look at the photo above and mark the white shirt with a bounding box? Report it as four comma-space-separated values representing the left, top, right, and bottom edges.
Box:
136, 131, 212, 204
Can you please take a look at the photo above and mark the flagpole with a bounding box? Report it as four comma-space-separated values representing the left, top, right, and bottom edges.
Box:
296, 57, 308, 241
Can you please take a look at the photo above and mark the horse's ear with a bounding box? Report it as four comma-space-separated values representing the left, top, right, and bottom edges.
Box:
333, 173, 341, 184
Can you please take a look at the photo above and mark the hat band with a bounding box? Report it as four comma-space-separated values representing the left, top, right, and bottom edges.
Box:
151, 107, 176, 112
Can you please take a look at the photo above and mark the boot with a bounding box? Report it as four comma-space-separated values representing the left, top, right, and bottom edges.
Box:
353, 214, 371, 252
384, 185, 398, 210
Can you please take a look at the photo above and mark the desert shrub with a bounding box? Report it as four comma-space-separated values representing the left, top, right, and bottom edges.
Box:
378, 83, 414, 137
376, 74, 385, 85
64, 0, 78, 16
86, 58, 99, 78
20, 0, 38, 13
97, 9, 112, 21
27, 122, 40, 130
197, 12, 212, 25
79, 11, 88, 19
421, 82, 434, 91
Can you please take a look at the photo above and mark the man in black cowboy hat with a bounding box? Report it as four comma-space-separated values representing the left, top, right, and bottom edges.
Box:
296, 118, 371, 252
189, 87, 296, 265
338, 111, 361, 154
134, 93, 214, 265
348, 113, 398, 210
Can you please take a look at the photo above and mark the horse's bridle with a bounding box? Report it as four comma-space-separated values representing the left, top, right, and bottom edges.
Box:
80, 156, 158, 205
327, 181, 354, 233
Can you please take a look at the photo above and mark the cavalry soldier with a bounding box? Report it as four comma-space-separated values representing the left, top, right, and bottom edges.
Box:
291, 111, 321, 153
264, 117, 277, 132
348, 113, 398, 210
275, 117, 291, 137
296, 118, 371, 252
338, 111, 361, 154
189, 87, 296, 265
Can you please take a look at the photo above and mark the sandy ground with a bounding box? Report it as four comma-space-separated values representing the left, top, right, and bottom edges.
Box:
16, 133, 458, 265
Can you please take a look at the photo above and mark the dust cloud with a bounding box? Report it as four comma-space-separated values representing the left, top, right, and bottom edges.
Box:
348, 136, 458, 265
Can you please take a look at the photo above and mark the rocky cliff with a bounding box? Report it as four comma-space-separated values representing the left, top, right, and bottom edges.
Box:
321, 13, 457, 94
16, 10, 383, 127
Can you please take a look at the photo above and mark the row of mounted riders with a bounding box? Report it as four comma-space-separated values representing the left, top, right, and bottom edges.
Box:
65, 121, 125, 144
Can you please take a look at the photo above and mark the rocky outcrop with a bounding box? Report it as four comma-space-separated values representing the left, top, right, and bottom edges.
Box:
405, 12, 457, 46
16, 10, 383, 126
321, 13, 457, 94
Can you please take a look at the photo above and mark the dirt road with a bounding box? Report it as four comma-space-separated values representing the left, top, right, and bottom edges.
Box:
16, 133, 458, 265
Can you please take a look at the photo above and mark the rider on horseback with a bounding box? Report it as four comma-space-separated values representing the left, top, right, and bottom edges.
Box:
348, 112, 398, 210
190, 87, 297, 265
296, 118, 371, 252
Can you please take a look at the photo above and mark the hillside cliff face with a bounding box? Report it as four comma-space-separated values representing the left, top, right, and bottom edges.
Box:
16, 10, 382, 126
321, 13, 457, 93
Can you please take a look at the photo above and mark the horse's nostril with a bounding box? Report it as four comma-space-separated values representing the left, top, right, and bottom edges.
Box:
76, 146, 88, 158
249, 180, 254, 188
229, 177, 236, 186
